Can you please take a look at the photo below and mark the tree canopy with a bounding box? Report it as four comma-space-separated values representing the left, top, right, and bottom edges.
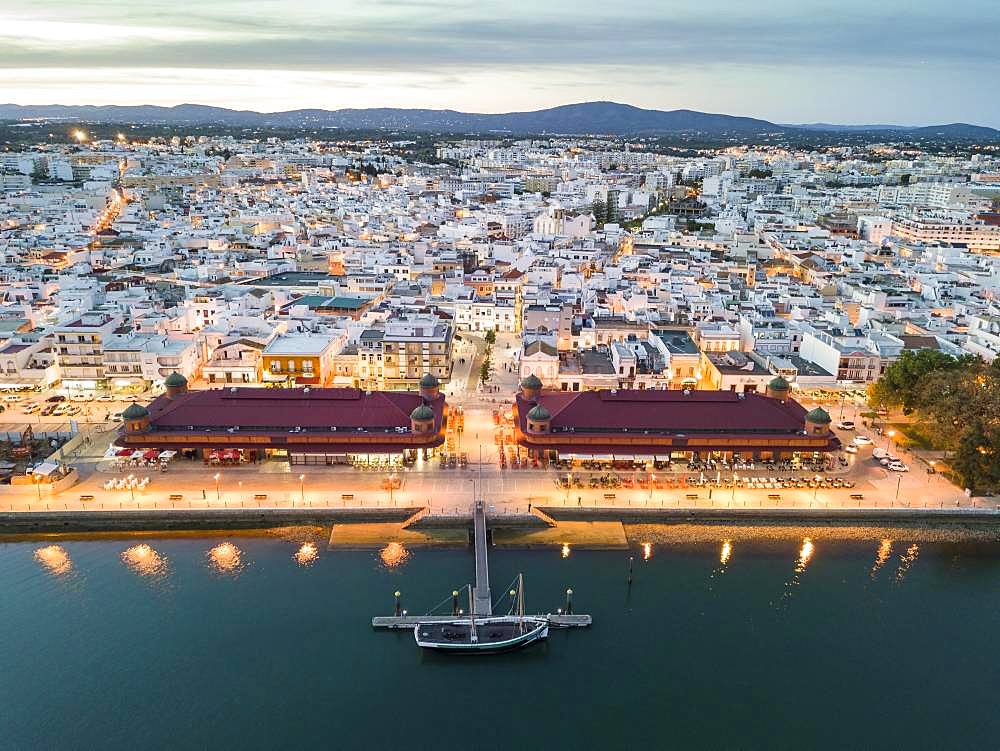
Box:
869, 351, 1000, 493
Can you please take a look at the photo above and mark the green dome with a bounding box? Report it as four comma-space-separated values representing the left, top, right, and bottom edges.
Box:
418, 373, 439, 389
521, 374, 543, 390
410, 404, 435, 421
527, 404, 551, 421
121, 402, 149, 420
164, 371, 187, 387
805, 407, 832, 424
768, 375, 790, 391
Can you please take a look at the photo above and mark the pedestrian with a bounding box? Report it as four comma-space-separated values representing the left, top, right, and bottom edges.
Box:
578, 495, 582, 507
528, 502, 532, 512
202, 488, 206, 500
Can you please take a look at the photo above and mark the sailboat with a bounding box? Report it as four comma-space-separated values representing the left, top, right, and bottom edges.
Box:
414, 574, 549, 654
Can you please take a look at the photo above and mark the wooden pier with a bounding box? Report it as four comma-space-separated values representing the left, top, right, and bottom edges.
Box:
371, 498, 592, 630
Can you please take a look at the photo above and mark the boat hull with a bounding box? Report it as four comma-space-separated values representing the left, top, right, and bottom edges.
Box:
414, 617, 549, 654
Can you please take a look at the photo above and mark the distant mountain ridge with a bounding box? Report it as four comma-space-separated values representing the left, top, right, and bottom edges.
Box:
1, 101, 997, 139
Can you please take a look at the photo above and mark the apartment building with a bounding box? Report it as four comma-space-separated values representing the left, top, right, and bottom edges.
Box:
50, 311, 123, 390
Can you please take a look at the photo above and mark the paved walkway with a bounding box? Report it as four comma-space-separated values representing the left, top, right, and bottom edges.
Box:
1, 403, 991, 515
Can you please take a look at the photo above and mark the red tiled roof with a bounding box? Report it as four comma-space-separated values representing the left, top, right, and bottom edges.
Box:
516, 389, 809, 434
147, 387, 445, 432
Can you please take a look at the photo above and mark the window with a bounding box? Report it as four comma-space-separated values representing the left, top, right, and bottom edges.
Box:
271, 361, 281, 372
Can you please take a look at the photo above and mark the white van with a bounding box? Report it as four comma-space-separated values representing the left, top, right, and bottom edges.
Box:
872, 447, 889, 460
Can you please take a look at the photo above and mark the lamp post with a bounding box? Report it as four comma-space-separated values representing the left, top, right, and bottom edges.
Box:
214, 472, 221, 502
885, 429, 896, 451
299, 474, 305, 505
894, 474, 902, 506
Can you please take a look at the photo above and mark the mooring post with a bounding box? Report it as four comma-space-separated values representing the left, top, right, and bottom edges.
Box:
394, 590, 402, 617
565, 588, 574, 615
628, 555, 634, 585
452, 590, 460, 615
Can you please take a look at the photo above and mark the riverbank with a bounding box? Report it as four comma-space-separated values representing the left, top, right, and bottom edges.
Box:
3, 503, 1000, 536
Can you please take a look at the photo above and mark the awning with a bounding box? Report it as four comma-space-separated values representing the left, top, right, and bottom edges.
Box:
590, 454, 614, 461
130, 450, 145, 459
142, 450, 159, 460
613, 454, 637, 461
158, 450, 177, 459
31, 462, 60, 477
116, 448, 133, 457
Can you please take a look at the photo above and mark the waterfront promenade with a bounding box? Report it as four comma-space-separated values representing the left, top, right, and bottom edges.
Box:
0, 399, 993, 520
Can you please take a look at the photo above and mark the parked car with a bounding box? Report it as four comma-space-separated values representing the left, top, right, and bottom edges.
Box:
96, 394, 115, 402
46, 395, 66, 403
872, 448, 889, 460
887, 461, 909, 472
844, 445, 858, 454
40, 405, 57, 416
3, 394, 22, 402
853, 435, 873, 446
837, 420, 856, 431
23, 403, 40, 414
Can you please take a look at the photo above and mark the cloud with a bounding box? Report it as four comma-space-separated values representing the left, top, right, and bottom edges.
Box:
0, 1, 997, 72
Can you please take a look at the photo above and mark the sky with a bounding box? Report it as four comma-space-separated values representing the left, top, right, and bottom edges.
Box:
1, 0, 998, 126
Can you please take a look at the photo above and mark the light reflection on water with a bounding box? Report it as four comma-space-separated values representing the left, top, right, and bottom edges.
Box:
870, 539, 893, 578
894, 544, 920, 585
207, 542, 246, 576
34, 545, 72, 577
294, 542, 319, 567
720, 540, 733, 566
778, 538, 814, 606
121, 543, 169, 580
795, 538, 815, 575
379, 542, 409, 569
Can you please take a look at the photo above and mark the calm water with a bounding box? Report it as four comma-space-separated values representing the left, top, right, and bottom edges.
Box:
3, 531, 1000, 750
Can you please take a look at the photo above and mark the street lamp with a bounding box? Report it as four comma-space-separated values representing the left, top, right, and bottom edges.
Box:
299, 473, 305, 504
894, 474, 902, 506
214, 472, 221, 501
928, 460, 936, 484
886, 429, 896, 450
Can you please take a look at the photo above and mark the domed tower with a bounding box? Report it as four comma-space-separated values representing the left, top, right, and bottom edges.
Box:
122, 402, 150, 435
804, 406, 832, 436
418, 372, 440, 401
766, 375, 791, 401
525, 403, 551, 435
520, 373, 543, 401
410, 403, 436, 434
164, 371, 188, 400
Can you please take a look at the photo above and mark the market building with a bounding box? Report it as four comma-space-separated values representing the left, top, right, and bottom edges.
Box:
118, 372, 448, 465
513, 376, 839, 463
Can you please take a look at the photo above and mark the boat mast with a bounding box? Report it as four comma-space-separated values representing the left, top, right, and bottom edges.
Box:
468, 585, 477, 643
518, 572, 525, 632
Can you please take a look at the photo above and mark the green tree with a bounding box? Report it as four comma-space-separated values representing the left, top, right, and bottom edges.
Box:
590, 198, 607, 225
950, 421, 999, 494
869, 349, 965, 414
484, 329, 496, 346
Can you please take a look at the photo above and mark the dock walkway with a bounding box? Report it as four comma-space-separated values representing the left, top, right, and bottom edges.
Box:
371, 498, 592, 631
472, 499, 491, 615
